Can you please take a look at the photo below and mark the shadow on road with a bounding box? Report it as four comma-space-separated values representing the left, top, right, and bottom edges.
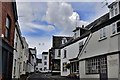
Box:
26, 73, 79, 80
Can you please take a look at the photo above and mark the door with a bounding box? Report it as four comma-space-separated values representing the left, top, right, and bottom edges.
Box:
99, 56, 108, 80
118, 54, 120, 80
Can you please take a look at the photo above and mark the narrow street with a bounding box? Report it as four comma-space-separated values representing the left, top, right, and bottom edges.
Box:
27, 73, 79, 80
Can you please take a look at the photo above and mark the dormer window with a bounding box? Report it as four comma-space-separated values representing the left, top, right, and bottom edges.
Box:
109, 2, 119, 18
62, 37, 67, 44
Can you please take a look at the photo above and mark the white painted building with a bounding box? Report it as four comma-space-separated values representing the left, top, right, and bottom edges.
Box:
60, 27, 88, 76
28, 48, 37, 73
20, 37, 29, 76
36, 58, 42, 72
50, 36, 72, 75
12, 22, 24, 79
42, 52, 49, 72
78, 0, 120, 80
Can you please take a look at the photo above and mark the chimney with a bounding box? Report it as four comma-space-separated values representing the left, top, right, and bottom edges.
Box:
82, 25, 84, 28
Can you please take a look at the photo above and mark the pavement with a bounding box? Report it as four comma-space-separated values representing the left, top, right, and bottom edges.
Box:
26, 72, 79, 80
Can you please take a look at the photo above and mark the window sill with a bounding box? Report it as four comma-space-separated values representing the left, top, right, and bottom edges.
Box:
86, 72, 99, 75
110, 32, 120, 38
98, 37, 107, 42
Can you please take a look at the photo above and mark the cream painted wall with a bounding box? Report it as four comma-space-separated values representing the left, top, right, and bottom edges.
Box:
78, 19, 120, 79
107, 54, 119, 78
61, 37, 87, 76
20, 37, 29, 75
42, 54, 49, 72
79, 24, 119, 60
12, 28, 23, 79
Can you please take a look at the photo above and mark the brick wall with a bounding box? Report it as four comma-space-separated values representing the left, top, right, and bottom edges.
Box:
0, 2, 2, 36
1, 2, 16, 47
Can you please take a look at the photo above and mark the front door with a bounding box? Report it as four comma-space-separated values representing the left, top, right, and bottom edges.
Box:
99, 56, 108, 80
118, 54, 120, 80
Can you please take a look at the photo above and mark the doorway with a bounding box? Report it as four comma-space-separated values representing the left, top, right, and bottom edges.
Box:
99, 56, 108, 80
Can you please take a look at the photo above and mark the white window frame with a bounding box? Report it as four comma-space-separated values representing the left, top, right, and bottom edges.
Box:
111, 23, 117, 34
63, 49, 67, 58
58, 49, 61, 57
110, 2, 119, 18
99, 27, 107, 39
111, 20, 120, 36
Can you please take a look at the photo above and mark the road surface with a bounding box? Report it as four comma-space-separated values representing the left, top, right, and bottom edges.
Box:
26, 73, 79, 80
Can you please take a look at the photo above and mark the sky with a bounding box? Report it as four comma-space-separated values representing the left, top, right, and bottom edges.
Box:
16, 0, 115, 58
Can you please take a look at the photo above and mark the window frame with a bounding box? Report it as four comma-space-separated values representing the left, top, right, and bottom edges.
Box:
111, 23, 117, 34
63, 62, 67, 72
111, 20, 120, 36
63, 49, 67, 58
5, 16, 11, 40
44, 56, 47, 60
79, 41, 84, 51
85, 56, 107, 74
58, 49, 61, 57
13, 59, 16, 76
117, 20, 120, 32
99, 27, 107, 40
44, 61, 47, 65
110, 2, 119, 18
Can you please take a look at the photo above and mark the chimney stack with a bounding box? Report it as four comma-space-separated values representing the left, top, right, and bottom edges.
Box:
82, 25, 84, 28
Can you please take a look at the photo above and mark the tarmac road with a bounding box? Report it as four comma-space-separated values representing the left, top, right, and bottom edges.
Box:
26, 72, 79, 80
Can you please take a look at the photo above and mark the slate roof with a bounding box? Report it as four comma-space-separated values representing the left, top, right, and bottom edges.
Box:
52, 36, 72, 49
42, 52, 48, 55
60, 13, 120, 49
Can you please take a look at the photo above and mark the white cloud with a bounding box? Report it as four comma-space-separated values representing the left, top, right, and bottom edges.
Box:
43, 2, 88, 36
16, 2, 48, 32
26, 22, 55, 31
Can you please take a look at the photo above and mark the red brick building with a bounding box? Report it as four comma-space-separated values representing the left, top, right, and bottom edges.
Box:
0, 1, 18, 80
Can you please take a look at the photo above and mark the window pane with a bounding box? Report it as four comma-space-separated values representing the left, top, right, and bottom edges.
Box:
6, 17, 10, 28
44, 56, 47, 60
117, 21, 120, 32
103, 28, 106, 37
112, 23, 116, 34
5, 17, 11, 39
111, 9, 114, 17
64, 50, 66, 58
115, 8, 118, 15
58, 49, 61, 57
100, 29, 102, 39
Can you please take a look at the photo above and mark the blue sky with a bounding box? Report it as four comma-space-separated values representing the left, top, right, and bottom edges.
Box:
16, 1, 114, 58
